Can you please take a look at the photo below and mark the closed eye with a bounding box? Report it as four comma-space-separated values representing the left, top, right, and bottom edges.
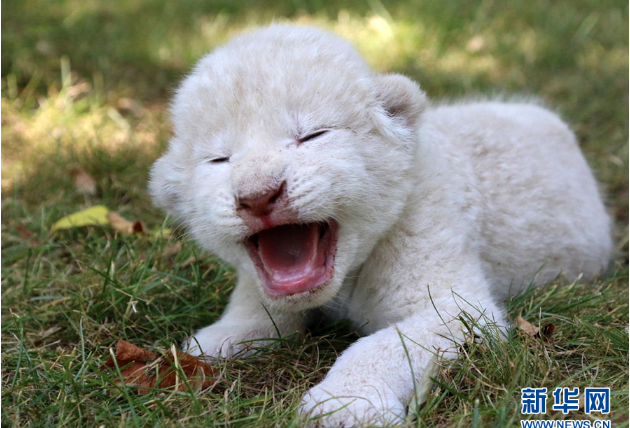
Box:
208, 156, 230, 164
298, 129, 329, 144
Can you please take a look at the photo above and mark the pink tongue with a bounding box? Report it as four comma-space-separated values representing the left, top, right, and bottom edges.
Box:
257, 224, 319, 279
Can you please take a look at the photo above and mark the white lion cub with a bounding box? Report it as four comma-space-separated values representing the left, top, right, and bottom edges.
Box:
150, 25, 611, 426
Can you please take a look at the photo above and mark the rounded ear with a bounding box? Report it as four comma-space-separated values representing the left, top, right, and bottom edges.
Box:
376, 74, 427, 131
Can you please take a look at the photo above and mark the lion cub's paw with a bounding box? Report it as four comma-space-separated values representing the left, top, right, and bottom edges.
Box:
299, 381, 406, 427
183, 323, 275, 359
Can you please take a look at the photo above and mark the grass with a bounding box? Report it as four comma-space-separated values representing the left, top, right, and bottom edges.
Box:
1, 0, 628, 426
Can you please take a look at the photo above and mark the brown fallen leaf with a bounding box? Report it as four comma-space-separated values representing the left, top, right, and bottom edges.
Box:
541, 323, 556, 341
106, 212, 145, 236
103, 340, 221, 394
107, 211, 134, 235
16, 224, 34, 239
132, 220, 145, 234
70, 166, 97, 196
16, 225, 40, 246
516, 316, 539, 338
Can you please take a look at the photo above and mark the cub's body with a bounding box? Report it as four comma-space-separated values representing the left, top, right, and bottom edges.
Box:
150, 25, 611, 426
333, 101, 610, 334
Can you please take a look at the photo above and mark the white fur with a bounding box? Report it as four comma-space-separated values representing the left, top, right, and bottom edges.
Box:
150, 25, 612, 427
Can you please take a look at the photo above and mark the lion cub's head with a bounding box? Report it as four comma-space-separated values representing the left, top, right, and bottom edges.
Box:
150, 25, 427, 310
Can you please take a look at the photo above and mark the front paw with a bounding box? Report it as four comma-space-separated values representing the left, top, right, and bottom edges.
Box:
300, 381, 406, 427
183, 322, 275, 358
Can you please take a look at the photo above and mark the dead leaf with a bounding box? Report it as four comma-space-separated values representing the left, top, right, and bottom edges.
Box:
70, 166, 97, 196
107, 212, 145, 236
51, 206, 160, 238
51, 205, 110, 231
541, 323, 556, 341
516, 316, 540, 338
103, 340, 221, 394
16, 224, 40, 247
132, 220, 145, 234
106, 211, 134, 235
162, 242, 182, 258
16, 225, 34, 239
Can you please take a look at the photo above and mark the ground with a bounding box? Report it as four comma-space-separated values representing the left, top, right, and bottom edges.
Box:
1, 1, 628, 427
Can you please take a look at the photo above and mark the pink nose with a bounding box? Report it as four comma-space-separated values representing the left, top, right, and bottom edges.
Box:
237, 182, 286, 217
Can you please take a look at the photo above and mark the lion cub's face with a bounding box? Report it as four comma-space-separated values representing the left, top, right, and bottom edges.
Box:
150, 26, 426, 310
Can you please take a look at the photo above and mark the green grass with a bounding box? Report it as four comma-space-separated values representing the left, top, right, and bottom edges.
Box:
2, 0, 628, 426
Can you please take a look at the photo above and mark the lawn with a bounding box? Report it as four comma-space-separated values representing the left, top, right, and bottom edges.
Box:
1, 0, 628, 427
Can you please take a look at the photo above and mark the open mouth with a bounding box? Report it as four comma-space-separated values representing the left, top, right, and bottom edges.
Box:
245, 220, 338, 297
